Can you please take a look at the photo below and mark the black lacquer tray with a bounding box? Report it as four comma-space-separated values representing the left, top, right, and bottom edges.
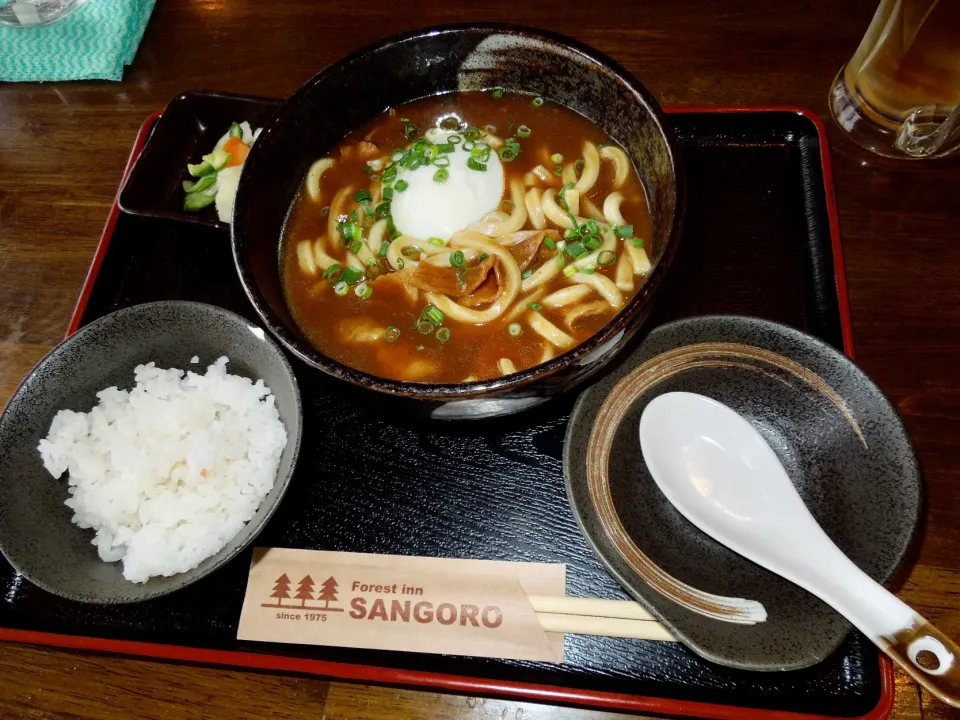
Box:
0, 98, 894, 720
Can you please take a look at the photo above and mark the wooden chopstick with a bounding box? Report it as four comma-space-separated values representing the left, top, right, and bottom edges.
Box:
537, 612, 676, 641
527, 594, 656, 621
528, 595, 676, 641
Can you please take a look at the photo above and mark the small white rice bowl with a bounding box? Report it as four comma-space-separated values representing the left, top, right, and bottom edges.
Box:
37, 357, 287, 584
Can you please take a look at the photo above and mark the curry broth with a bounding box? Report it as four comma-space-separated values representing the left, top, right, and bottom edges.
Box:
281, 92, 652, 383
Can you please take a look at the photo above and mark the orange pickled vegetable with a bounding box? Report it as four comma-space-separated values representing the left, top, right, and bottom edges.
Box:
223, 136, 250, 167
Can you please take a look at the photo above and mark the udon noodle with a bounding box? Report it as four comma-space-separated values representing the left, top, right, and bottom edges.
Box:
281, 91, 654, 383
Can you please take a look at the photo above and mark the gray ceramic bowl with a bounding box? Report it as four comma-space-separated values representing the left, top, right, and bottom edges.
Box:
0, 301, 302, 604
232, 23, 684, 420
565, 315, 922, 671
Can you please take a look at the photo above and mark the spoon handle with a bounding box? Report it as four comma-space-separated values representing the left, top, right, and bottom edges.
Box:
882, 617, 960, 708
817, 559, 960, 708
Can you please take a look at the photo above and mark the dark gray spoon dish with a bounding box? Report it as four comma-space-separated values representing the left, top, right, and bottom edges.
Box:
565, 315, 922, 671
231, 23, 685, 420
0, 301, 302, 604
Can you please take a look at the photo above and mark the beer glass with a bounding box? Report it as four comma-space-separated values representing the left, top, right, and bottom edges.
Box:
0, 0, 85, 27
829, 0, 960, 159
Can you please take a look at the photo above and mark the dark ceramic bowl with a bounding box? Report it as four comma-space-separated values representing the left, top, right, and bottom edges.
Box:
565, 315, 922, 671
0, 301, 302, 603
232, 24, 684, 420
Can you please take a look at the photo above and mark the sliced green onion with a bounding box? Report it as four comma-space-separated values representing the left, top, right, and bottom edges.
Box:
508, 323, 523, 337
528, 302, 542, 311
436, 143, 455, 154
586, 220, 600, 235
467, 158, 487, 172
354, 282, 373, 299
617, 224, 635, 238
484, 124, 497, 134
343, 266, 363, 285
383, 326, 401, 343
435, 327, 451, 343
574, 159, 585, 177
440, 116, 460, 131
402, 246, 421, 257
583, 234, 602, 251
417, 321, 434, 335
350, 224, 363, 242
363, 164, 374, 174
562, 264, 577, 277
432, 155, 450, 167
532, 96, 544, 107
550, 153, 564, 164
556, 253, 566, 268
349, 210, 360, 223
516, 125, 531, 138
491, 87, 505, 99
477, 252, 490, 262
349, 239, 363, 255
404, 123, 418, 138
378, 240, 390, 258
449, 250, 465, 267
395, 179, 409, 192
501, 199, 515, 214
462, 140, 476, 151
375, 202, 391, 218
427, 237, 447, 247
324, 264, 342, 284
564, 228, 580, 240
321, 205, 330, 216
581, 266, 596, 275
521, 268, 534, 280
598, 250, 616, 265
366, 261, 382, 280
424, 304, 444, 325
447, 134, 462, 145
433, 168, 450, 183
543, 236, 557, 251
333, 281, 348, 296
632, 237, 645, 248
463, 127, 481, 140
382, 186, 395, 201
354, 189, 372, 203
553, 164, 563, 176
566, 241, 587, 258
498, 146, 518, 162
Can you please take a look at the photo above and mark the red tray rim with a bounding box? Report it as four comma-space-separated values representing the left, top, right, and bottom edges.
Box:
5, 104, 886, 720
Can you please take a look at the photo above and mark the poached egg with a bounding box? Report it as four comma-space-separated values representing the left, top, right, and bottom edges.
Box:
390, 130, 505, 241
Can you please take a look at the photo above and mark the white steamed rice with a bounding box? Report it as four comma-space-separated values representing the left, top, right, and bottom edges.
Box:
37, 357, 287, 584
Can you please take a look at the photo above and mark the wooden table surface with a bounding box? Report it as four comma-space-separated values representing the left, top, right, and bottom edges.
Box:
2, 0, 959, 718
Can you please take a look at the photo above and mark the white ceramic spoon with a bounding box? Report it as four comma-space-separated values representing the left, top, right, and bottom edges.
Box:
639, 391, 960, 708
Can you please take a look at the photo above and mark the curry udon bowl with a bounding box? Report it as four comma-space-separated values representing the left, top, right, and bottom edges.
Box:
232, 23, 684, 420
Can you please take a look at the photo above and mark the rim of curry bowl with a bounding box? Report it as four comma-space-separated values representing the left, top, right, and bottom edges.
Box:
232, 22, 686, 399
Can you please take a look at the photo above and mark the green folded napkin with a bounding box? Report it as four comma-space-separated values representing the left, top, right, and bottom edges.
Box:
0, 0, 157, 82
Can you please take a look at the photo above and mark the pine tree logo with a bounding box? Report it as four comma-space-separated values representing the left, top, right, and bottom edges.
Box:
316, 576, 344, 611
262, 573, 292, 607
294, 575, 316, 607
